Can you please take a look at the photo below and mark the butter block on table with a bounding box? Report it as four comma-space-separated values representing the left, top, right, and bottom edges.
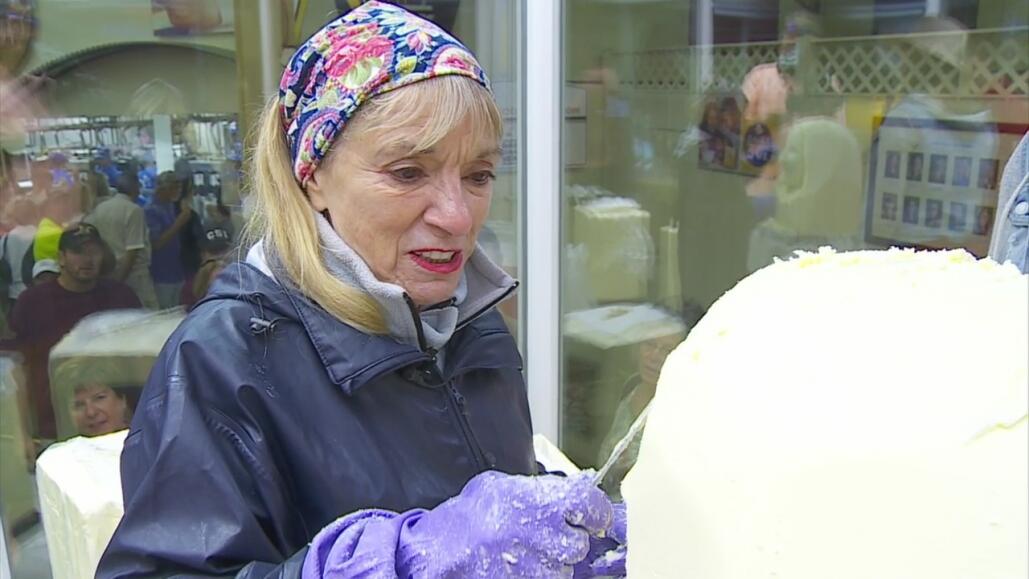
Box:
571, 198, 652, 303
36, 430, 127, 579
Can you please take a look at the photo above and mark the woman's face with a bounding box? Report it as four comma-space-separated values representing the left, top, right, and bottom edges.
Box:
721, 106, 739, 129
307, 107, 499, 307
703, 105, 719, 127
71, 384, 128, 437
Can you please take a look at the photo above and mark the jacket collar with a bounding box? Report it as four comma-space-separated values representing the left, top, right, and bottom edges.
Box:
248, 218, 518, 355
204, 262, 519, 396
311, 213, 520, 353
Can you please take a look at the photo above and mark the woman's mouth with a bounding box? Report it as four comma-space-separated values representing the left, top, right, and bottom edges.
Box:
409, 249, 463, 274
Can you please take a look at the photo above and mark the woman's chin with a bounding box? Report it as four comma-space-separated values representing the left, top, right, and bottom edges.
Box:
405, 278, 461, 308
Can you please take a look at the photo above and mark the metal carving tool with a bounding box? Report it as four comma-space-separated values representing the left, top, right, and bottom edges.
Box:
592, 400, 653, 486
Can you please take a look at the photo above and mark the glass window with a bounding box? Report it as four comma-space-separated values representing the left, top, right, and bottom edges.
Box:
0, 1, 522, 576
561, 0, 1028, 494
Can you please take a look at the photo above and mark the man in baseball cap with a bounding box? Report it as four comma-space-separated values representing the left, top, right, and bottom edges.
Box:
201, 226, 232, 256
180, 226, 233, 309
9, 222, 142, 439
58, 222, 102, 252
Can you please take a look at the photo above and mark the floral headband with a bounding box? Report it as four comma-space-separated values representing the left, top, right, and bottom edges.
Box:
279, 0, 491, 188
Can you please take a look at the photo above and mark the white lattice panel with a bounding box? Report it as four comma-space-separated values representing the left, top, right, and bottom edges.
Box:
604, 28, 1028, 98
607, 43, 778, 93
967, 31, 1028, 97
704, 43, 779, 93
606, 50, 693, 90
816, 37, 961, 95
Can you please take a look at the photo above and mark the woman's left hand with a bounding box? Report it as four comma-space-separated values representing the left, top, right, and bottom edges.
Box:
573, 502, 627, 578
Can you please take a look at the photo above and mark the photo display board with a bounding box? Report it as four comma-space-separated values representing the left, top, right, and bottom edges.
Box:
866, 117, 1028, 257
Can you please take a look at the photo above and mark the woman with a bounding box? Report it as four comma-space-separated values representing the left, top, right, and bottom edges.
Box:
52, 357, 137, 439
98, 3, 626, 578
70, 383, 131, 437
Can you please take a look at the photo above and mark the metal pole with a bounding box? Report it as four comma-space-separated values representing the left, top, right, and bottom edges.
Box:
524, 0, 562, 443
258, 0, 284, 99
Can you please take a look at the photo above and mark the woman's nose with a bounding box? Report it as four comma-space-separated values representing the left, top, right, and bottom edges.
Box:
423, 178, 473, 237
85, 402, 102, 418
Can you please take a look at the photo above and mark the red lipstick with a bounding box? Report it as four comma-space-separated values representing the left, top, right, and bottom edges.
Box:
409, 249, 463, 274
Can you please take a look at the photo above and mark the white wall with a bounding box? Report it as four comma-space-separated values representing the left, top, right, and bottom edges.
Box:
44, 45, 237, 117
23, 0, 235, 75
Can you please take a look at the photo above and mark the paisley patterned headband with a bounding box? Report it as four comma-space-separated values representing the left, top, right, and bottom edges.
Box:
279, 0, 491, 188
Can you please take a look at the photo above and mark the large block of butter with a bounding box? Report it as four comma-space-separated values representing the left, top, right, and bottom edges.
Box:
36, 431, 127, 579
624, 249, 1028, 578
571, 198, 652, 303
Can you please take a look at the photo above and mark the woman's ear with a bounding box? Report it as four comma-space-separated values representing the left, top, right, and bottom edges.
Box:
306, 170, 329, 212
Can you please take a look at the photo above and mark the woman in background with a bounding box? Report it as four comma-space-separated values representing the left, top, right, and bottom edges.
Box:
70, 383, 131, 437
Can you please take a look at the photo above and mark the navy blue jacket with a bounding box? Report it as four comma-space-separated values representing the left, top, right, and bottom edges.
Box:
97, 262, 537, 577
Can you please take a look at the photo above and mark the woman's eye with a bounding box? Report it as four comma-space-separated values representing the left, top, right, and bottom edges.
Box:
467, 171, 496, 186
390, 167, 425, 182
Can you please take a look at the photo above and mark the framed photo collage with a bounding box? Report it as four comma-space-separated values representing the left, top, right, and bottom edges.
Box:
867, 117, 1028, 257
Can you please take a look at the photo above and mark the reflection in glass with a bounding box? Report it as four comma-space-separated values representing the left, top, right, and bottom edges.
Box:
52, 358, 135, 439
907, 152, 924, 181
925, 199, 944, 228
747, 117, 865, 272
561, 0, 1028, 497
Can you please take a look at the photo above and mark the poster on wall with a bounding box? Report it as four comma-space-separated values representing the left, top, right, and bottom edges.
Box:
152, 0, 235, 36
866, 117, 1027, 257
697, 94, 775, 177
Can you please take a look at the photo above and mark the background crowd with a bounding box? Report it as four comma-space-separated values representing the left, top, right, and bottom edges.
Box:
0, 151, 235, 443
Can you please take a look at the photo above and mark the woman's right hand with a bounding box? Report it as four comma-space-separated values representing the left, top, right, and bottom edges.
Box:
303, 471, 615, 578
175, 197, 193, 225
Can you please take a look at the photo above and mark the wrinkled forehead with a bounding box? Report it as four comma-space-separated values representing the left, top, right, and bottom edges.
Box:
367, 121, 501, 163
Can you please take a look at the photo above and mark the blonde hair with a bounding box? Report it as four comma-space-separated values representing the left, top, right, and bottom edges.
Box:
244, 76, 503, 332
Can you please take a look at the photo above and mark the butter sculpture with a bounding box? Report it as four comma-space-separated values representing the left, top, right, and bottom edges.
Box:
623, 248, 1028, 578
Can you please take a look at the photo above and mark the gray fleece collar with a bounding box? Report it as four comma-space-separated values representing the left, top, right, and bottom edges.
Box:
249, 213, 517, 352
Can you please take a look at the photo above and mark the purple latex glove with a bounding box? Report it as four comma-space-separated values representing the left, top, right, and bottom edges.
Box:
573, 502, 627, 578
303, 471, 614, 578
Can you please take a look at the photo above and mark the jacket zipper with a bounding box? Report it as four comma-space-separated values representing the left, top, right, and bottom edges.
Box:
403, 294, 491, 471
439, 351, 490, 470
